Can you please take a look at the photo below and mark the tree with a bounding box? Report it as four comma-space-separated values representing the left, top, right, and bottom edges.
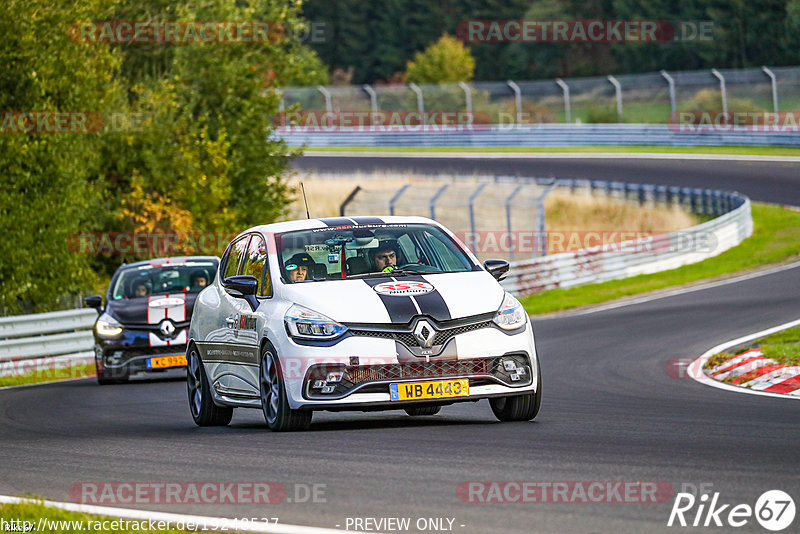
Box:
405, 34, 475, 84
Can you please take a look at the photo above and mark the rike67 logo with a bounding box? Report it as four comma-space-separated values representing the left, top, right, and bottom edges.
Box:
668, 490, 795, 531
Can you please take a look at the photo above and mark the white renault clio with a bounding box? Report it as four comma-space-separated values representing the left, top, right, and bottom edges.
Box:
187, 216, 541, 431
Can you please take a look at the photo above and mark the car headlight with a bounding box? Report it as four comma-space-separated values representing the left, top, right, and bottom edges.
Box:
284, 304, 348, 340
493, 292, 527, 331
95, 314, 123, 338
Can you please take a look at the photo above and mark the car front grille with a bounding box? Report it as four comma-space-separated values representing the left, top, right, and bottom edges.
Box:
348, 319, 494, 348
304, 353, 531, 400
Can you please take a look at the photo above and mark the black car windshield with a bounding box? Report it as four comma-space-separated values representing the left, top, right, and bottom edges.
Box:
276, 223, 477, 282
111, 261, 218, 299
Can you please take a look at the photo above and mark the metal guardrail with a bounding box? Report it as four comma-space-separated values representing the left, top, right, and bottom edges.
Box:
276, 123, 800, 148
0, 309, 96, 369
500, 182, 752, 296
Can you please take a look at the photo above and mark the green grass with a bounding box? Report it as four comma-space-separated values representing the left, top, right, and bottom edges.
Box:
519, 202, 800, 315
302, 145, 800, 156
754, 325, 800, 367
0, 500, 188, 534
0, 363, 94, 388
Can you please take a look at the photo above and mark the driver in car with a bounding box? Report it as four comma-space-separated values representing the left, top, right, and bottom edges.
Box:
285, 253, 315, 282
372, 241, 398, 272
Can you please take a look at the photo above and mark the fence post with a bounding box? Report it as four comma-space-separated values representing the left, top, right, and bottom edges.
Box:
317, 85, 332, 113
362, 84, 378, 116
761, 66, 779, 113
607, 75, 623, 121
389, 184, 410, 216
711, 69, 727, 123
507, 80, 522, 124
458, 82, 472, 116
339, 186, 362, 216
409, 83, 424, 121
468, 183, 488, 244
504, 184, 523, 255
660, 70, 676, 122
429, 184, 449, 220
555, 78, 571, 123
536, 180, 557, 257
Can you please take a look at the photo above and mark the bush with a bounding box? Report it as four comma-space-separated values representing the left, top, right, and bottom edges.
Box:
405, 34, 475, 84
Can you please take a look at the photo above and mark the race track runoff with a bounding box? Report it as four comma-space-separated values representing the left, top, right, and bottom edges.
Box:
1, 155, 799, 534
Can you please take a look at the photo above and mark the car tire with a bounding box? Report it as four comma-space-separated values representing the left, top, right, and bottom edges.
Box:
187, 344, 233, 426
260, 342, 312, 432
489, 359, 542, 422
404, 405, 442, 416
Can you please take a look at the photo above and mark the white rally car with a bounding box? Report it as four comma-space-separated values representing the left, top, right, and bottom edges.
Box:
187, 216, 541, 431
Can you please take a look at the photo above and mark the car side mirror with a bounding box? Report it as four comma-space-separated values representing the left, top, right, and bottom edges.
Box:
84, 295, 103, 313
222, 275, 259, 310
484, 259, 510, 281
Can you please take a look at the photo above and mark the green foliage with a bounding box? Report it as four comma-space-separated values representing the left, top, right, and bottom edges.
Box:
682, 89, 759, 111
585, 107, 621, 123
405, 34, 475, 84
0, 0, 329, 313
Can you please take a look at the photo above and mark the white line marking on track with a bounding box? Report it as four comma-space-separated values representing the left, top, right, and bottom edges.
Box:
302, 151, 800, 163
687, 318, 800, 400
0, 495, 369, 534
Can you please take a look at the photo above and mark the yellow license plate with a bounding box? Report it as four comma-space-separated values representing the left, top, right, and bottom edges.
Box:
147, 354, 187, 369
390, 379, 469, 401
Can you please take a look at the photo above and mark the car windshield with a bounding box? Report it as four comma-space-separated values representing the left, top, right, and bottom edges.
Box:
276, 223, 477, 282
111, 261, 218, 299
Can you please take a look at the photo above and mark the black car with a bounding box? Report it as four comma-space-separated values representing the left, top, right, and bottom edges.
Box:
85, 256, 219, 384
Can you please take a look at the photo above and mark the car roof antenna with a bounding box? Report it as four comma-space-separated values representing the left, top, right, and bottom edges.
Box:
300, 182, 311, 219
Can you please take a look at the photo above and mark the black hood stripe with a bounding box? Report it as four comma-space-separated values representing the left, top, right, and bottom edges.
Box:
406, 275, 452, 322
319, 217, 357, 227
363, 277, 418, 323
350, 216, 385, 225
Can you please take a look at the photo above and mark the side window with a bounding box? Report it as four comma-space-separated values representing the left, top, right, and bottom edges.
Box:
397, 234, 419, 263
241, 234, 271, 297
222, 236, 249, 280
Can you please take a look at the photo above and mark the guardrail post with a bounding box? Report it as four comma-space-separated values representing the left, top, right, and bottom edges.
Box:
317, 85, 332, 114
468, 183, 488, 245
507, 80, 522, 124
660, 70, 677, 122
607, 75, 623, 122
762, 66, 779, 113
389, 184, 410, 216
458, 82, 473, 116
555, 78, 571, 123
362, 84, 378, 117
429, 184, 449, 220
711, 69, 728, 123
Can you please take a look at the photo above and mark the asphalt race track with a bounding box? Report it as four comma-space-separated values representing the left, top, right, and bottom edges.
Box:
294, 154, 800, 206
2, 156, 799, 533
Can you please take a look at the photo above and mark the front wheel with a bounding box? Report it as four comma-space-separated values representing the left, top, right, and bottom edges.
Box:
187, 345, 233, 426
260, 343, 312, 432
490, 359, 542, 422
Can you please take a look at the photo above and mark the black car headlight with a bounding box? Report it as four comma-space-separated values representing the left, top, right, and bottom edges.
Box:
95, 314, 123, 338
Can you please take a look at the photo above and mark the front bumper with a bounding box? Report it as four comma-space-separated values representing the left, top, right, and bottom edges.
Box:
95, 327, 188, 376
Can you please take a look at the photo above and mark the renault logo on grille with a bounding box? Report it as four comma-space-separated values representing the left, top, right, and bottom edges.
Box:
159, 319, 176, 337
413, 320, 436, 348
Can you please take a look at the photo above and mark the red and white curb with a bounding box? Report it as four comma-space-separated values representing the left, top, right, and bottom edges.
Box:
0, 495, 365, 534
688, 318, 800, 400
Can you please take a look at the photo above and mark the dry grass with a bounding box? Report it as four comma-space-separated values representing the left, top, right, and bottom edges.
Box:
284, 171, 698, 252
